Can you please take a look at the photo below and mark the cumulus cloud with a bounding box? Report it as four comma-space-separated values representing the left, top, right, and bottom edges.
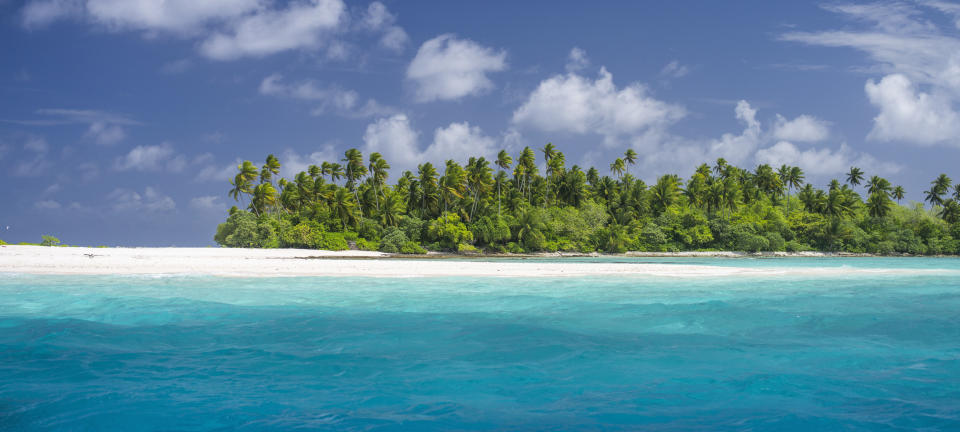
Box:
362, 114, 422, 172
113, 143, 185, 172
21, 0, 404, 61
360, 1, 408, 53
512, 66, 685, 145
756, 141, 901, 177
622, 101, 897, 181
361, 114, 499, 174
864, 73, 960, 144
200, 0, 346, 60
107, 187, 176, 213
771, 114, 830, 142
781, 2, 960, 146
406, 34, 507, 102
259, 73, 396, 118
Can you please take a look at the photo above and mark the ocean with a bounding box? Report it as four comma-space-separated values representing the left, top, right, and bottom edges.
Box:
1, 258, 959, 431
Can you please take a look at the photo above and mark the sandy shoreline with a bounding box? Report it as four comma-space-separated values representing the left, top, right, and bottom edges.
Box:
0, 245, 954, 278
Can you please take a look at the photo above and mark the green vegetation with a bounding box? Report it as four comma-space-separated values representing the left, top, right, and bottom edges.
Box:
40, 235, 61, 247
0, 239, 6, 245
215, 147, 960, 255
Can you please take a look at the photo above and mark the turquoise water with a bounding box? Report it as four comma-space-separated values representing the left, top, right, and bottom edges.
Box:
2, 259, 959, 431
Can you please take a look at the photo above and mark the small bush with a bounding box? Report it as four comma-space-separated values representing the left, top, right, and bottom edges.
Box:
457, 243, 479, 254
321, 232, 349, 251
41, 235, 61, 247
379, 228, 409, 253
0, 239, 6, 245
399, 241, 427, 254
355, 238, 379, 251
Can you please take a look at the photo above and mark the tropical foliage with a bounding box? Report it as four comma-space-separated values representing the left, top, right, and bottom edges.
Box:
215, 148, 960, 255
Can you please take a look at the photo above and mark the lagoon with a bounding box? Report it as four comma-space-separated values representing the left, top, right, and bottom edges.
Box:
2, 258, 959, 430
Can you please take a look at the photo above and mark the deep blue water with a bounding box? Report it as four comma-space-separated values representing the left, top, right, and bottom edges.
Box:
2, 258, 960, 431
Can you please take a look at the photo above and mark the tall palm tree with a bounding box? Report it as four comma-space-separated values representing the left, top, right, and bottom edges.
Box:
866, 175, 891, 197
892, 185, 905, 204
610, 158, 625, 179
866, 191, 891, 218
330, 188, 356, 231
261, 154, 281, 184
250, 183, 277, 217
418, 162, 439, 218
846, 167, 864, 187
368, 153, 390, 211
495, 150, 512, 217
342, 148, 367, 218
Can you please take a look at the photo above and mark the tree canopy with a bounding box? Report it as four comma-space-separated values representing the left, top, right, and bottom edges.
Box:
215, 149, 960, 255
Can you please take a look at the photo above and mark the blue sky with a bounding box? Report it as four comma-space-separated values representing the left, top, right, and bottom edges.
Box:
2, 0, 959, 246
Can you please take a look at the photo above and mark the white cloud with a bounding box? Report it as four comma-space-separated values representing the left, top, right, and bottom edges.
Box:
259, 73, 396, 118
22, 0, 407, 61
107, 187, 176, 213
34, 199, 61, 210
361, 114, 500, 174
771, 114, 830, 142
279, 145, 338, 178
756, 141, 902, 177
362, 114, 421, 172
113, 143, 184, 172
512, 67, 686, 145
189, 195, 225, 211
781, 3, 960, 146
360, 1, 408, 53
425, 121, 498, 165
864, 73, 960, 145
566, 47, 589, 72
660, 60, 689, 79
406, 34, 507, 102
199, 0, 346, 60
84, 121, 126, 145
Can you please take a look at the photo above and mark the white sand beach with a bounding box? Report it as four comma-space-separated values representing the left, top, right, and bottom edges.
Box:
0, 245, 953, 278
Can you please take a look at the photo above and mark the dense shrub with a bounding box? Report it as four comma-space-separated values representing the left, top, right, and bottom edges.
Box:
41, 235, 60, 247
427, 213, 473, 250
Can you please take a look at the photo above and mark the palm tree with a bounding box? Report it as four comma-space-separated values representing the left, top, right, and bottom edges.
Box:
250, 183, 277, 216
261, 154, 280, 184
940, 199, 960, 224
466, 157, 492, 220
343, 148, 367, 218
229, 173, 252, 204
892, 185, 905, 204
610, 158, 625, 179
846, 167, 864, 187
368, 153, 390, 211
866, 175, 891, 197
328, 163, 344, 184
926, 174, 953, 208
418, 162, 439, 218
495, 150, 512, 217
330, 188, 356, 230
866, 191, 891, 218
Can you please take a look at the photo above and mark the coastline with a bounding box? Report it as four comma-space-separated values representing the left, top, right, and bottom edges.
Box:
0, 245, 954, 278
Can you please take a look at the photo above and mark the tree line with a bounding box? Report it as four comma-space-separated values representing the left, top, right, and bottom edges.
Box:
214, 145, 960, 255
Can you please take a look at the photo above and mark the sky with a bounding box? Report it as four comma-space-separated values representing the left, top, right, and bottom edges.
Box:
1, 0, 960, 246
